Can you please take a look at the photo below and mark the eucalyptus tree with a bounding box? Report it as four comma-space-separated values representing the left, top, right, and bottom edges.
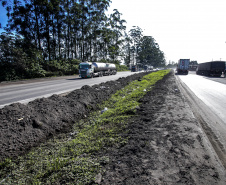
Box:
86, 0, 111, 61
129, 26, 143, 65
123, 32, 133, 67
3, 0, 34, 44
108, 9, 126, 62
50, 0, 64, 59
70, 0, 81, 59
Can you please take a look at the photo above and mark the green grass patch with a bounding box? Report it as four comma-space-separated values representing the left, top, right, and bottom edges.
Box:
0, 70, 170, 184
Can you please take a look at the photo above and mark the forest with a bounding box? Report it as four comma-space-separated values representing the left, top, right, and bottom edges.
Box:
0, 0, 166, 81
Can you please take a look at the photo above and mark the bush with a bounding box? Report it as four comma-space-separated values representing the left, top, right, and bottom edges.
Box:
116, 64, 129, 71
42, 59, 81, 76
26, 63, 46, 78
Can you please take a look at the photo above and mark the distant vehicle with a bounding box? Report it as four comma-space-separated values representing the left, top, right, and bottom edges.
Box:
144, 66, 148, 71
189, 60, 198, 71
79, 62, 117, 78
131, 65, 138, 72
143, 65, 153, 71
176, 59, 190, 75
196, 61, 225, 77
225, 67, 226, 78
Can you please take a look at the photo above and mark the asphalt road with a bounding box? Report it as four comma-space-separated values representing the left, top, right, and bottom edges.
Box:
178, 71, 226, 124
176, 71, 226, 166
0, 71, 139, 108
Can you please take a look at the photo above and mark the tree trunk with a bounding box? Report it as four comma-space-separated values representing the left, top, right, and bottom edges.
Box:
34, 3, 41, 50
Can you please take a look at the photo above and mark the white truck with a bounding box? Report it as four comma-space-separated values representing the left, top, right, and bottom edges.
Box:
79, 62, 117, 78
176, 59, 190, 75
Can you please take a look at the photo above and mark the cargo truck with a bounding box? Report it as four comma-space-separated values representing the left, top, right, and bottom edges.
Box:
131, 65, 138, 72
196, 61, 225, 77
79, 62, 117, 78
176, 59, 190, 75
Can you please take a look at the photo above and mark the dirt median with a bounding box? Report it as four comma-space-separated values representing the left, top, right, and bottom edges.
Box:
0, 72, 150, 162
100, 71, 226, 184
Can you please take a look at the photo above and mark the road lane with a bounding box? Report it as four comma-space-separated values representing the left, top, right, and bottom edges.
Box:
176, 71, 226, 168
0, 71, 139, 108
178, 72, 226, 124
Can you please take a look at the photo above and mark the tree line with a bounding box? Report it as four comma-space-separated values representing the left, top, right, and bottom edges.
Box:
0, 0, 166, 81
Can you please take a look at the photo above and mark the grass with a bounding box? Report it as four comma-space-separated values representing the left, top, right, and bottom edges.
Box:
0, 70, 170, 184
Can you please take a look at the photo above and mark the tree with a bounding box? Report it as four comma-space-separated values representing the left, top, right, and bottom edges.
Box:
0, 0, 166, 81
0, 32, 44, 81
129, 26, 143, 65
122, 32, 132, 67
137, 36, 165, 67
107, 9, 126, 62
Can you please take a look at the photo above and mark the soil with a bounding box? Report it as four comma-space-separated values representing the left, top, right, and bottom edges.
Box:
100, 71, 226, 184
1, 71, 226, 184
0, 72, 149, 161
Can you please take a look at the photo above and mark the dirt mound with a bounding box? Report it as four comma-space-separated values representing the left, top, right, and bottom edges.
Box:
0, 72, 149, 162
101, 71, 226, 184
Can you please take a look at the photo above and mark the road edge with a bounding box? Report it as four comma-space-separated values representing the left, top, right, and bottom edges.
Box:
175, 73, 226, 170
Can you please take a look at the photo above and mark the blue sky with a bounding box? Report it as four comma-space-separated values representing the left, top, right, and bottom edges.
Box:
0, 4, 7, 32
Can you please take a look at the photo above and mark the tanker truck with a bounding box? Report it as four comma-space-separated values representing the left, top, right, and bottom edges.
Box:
79, 62, 117, 78
196, 61, 225, 77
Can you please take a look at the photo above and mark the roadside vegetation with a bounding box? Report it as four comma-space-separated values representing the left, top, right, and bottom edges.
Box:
0, 0, 166, 82
0, 70, 170, 184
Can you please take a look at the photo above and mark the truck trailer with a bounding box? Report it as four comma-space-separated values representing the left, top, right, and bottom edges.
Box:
79, 62, 117, 78
176, 59, 190, 75
196, 61, 225, 77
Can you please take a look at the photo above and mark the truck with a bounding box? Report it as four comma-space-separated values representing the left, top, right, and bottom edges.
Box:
79, 62, 117, 78
144, 65, 148, 71
176, 59, 190, 75
196, 61, 226, 77
131, 65, 138, 72
189, 60, 198, 71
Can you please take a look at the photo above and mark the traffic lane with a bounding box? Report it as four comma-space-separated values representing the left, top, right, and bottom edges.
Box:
0, 71, 137, 96
202, 75, 226, 85
188, 71, 226, 85
178, 72, 226, 124
0, 71, 139, 108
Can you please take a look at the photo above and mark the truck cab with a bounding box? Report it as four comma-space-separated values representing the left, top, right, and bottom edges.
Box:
79, 62, 94, 78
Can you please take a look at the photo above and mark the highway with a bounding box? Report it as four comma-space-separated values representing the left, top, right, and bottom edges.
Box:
178, 71, 226, 124
0, 71, 138, 108
176, 71, 226, 165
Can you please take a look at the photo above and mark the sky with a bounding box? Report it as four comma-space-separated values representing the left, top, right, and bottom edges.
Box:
1, 0, 226, 64
107, 0, 226, 64
0, 4, 7, 32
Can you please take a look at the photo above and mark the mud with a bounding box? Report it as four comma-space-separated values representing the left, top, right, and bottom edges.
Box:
0, 72, 149, 162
